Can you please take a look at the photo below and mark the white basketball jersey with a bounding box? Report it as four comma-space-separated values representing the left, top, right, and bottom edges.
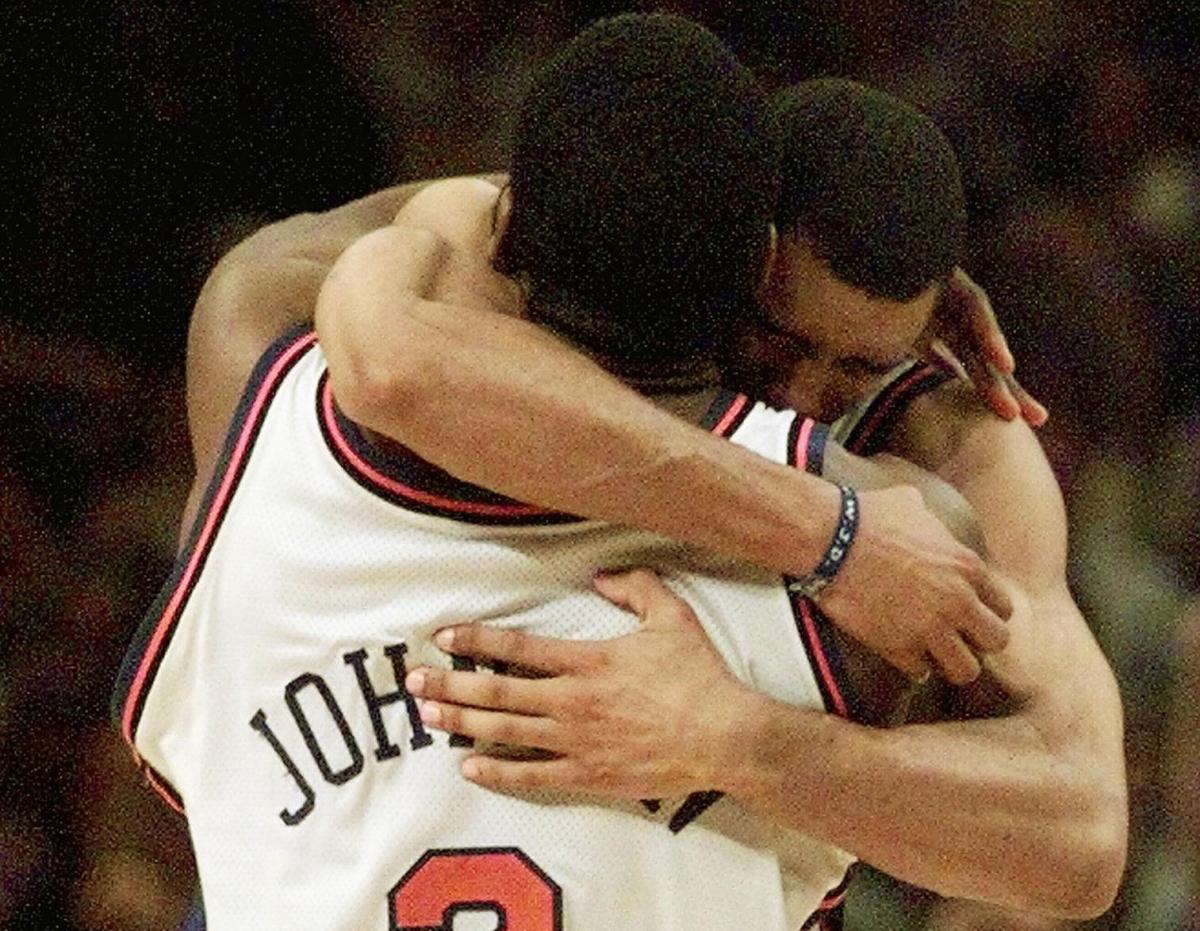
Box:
114, 329, 862, 931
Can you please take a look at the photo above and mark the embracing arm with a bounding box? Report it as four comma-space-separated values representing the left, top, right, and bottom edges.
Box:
316, 219, 1010, 679
185, 178, 458, 486
728, 594, 1124, 917
728, 406, 1126, 915
408, 412, 1125, 916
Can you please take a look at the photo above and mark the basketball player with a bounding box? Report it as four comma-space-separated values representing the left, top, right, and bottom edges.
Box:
175, 34, 1113, 916
183, 139, 1024, 686
333, 84, 1126, 916
152, 25, 1123, 926
115, 16, 927, 929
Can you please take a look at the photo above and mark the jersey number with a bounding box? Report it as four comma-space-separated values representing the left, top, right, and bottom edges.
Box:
390, 847, 562, 931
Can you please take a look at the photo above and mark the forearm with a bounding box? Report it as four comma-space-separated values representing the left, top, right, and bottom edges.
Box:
316, 222, 845, 576
322, 272, 840, 575
722, 693, 1123, 918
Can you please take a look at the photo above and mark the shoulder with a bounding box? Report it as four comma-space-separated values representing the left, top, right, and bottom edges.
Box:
887, 377, 987, 471
393, 177, 502, 248
893, 378, 1068, 586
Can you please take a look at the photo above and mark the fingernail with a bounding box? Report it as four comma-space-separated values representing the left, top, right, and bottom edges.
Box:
435, 628, 455, 650
406, 669, 426, 693
420, 702, 442, 726
462, 758, 480, 779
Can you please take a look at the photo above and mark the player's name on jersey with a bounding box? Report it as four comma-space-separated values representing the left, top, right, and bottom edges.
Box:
248, 640, 722, 832
249, 642, 434, 826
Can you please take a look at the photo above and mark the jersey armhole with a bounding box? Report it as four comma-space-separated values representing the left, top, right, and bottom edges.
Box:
110, 326, 319, 812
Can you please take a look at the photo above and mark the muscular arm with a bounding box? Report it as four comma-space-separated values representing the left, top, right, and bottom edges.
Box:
725, 398, 1126, 915
410, 401, 1125, 917
314, 199, 1011, 681
180, 177, 506, 537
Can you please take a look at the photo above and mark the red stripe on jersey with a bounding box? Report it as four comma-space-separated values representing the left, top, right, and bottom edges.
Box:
319, 380, 555, 518
847, 363, 943, 454
797, 598, 849, 718
120, 331, 318, 755
711, 393, 750, 436
147, 768, 185, 814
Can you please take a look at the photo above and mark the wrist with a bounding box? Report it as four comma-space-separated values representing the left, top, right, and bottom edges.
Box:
715, 691, 834, 805
700, 684, 768, 795
788, 485, 859, 601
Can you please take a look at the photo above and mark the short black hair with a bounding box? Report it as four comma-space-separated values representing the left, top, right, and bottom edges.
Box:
769, 78, 965, 301
495, 13, 778, 366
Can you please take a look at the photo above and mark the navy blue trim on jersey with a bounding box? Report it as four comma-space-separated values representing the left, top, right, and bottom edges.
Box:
801, 868, 855, 929
316, 373, 584, 526
111, 325, 318, 811
787, 417, 831, 475
843, 359, 954, 455
802, 903, 846, 931
784, 589, 863, 722
317, 377, 753, 526
698, 389, 753, 437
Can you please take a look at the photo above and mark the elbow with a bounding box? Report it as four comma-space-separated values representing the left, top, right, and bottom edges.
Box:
317, 305, 444, 439
1039, 788, 1128, 919
1063, 814, 1127, 919
321, 327, 423, 434
331, 361, 419, 436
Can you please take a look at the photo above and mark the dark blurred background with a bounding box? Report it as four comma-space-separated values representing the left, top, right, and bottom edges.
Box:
1, 2, 1196, 929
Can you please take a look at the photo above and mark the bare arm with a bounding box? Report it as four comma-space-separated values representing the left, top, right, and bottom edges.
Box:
407, 409, 1126, 917
720, 405, 1126, 914
185, 180, 449, 485
315, 216, 1012, 680
179, 177, 483, 542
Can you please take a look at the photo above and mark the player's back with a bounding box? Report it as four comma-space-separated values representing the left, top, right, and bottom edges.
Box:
114, 328, 860, 930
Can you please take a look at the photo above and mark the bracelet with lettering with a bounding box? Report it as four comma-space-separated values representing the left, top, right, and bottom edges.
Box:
787, 484, 859, 601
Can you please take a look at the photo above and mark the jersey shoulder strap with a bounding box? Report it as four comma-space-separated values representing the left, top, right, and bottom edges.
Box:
832, 359, 955, 456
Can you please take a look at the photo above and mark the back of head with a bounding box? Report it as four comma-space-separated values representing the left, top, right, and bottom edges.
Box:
769, 78, 965, 301
495, 13, 778, 368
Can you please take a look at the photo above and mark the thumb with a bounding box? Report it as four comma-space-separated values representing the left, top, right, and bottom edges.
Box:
592, 568, 662, 617
593, 569, 701, 635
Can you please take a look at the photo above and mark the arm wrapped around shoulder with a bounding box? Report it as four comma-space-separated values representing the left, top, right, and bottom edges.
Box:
821, 439, 986, 556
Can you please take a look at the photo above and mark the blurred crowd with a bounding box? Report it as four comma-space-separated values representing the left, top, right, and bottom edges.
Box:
1, 2, 1196, 929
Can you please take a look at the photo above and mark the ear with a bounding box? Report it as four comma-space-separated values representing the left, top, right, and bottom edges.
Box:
486, 184, 514, 267
756, 222, 779, 296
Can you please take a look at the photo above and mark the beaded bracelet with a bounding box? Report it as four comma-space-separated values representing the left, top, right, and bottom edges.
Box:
787, 484, 858, 601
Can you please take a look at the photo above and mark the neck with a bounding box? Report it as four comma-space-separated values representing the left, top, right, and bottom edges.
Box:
526, 288, 723, 424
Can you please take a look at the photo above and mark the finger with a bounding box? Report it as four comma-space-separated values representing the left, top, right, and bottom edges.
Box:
1009, 377, 1049, 427
890, 649, 934, 684
953, 267, 1014, 374
924, 337, 969, 380
434, 623, 595, 675
461, 755, 586, 794
406, 665, 559, 716
967, 562, 1014, 627
593, 568, 695, 631
926, 633, 983, 686
956, 574, 1012, 654
418, 700, 563, 751
977, 362, 1022, 422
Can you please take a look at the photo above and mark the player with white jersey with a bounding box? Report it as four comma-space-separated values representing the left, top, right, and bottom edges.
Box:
114, 325, 869, 930
114, 15, 884, 930
116, 14, 1120, 931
